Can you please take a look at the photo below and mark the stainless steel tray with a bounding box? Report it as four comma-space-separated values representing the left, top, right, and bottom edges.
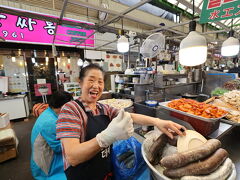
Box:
220, 118, 240, 126
158, 101, 226, 123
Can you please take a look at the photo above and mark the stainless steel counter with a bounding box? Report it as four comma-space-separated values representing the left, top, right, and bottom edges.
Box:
0, 94, 29, 120
0, 94, 27, 101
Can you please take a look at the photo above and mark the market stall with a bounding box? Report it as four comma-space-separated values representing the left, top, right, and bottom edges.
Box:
0, 0, 240, 179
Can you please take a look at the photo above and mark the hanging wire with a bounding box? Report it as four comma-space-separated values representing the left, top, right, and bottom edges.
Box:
121, 18, 123, 30
192, 0, 195, 20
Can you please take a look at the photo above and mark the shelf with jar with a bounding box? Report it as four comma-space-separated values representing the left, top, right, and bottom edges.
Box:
63, 82, 81, 98
113, 74, 153, 101
114, 74, 153, 85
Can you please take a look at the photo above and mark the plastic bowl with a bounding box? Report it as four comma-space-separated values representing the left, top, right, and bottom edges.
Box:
145, 100, 158, 107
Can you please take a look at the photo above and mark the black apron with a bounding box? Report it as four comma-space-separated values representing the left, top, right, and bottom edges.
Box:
65, 100, 113, 180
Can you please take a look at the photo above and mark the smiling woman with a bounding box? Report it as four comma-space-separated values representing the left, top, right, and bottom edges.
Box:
56, 64, 187, 180
79, 64, 105, 109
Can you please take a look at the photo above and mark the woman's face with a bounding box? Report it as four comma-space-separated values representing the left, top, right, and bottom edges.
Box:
80, 69, 104, 104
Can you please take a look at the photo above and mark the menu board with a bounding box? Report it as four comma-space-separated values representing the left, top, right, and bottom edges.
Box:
3, 56, 28, 93
105, 54, 123, 71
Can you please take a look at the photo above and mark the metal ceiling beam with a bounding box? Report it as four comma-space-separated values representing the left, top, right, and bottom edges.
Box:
56, 33, 115, 42
176, 0, 230, 31
75, 0, 152, 46
167, 29, 227, 40
68, 0, 158, 28
0, 6, 119, 33
52, 0, 69, 44
99, 0, 152, 27
69, 0, 187, 36
146, 19, 198, 34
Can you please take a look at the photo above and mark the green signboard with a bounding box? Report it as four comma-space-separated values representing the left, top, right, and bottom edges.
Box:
200, 0, 240, 24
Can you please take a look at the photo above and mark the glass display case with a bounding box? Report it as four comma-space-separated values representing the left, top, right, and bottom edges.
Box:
63, 82, 81, 99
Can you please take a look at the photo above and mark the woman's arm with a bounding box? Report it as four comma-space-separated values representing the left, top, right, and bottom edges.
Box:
61, 138, 101, 166
130, 113, 186, 139
61, 110, 133, 166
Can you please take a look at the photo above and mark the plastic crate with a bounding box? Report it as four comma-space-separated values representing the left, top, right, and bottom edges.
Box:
134, 102, 157, 117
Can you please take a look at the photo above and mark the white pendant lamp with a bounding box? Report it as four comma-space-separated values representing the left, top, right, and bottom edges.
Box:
11, 51, 16, 62
117, 21, 129, 53
221, 30, 240, 57
77, 58, 84, 66
179, 21, 207, 66
83, 60, 89, 67
117, 35, 129, 53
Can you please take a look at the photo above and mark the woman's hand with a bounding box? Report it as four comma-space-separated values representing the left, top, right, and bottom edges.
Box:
155, 119, 186, 139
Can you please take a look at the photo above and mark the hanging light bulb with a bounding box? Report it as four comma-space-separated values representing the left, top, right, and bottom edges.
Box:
83, 60, 89, 67
18, 49, 22, 56
11, 51, 16, 62
179, 21, 207, 66
31, 56, 36, 63
34, 50, 37, 57
77, 58, 83, 66
117, 29, 129, 53
99, 59, 104, 67
117, 35, 129, 53
11, 56, 16, 62
221, 30, 240, 57
45, 50, 49, 63
67, 56, 71, 63
57, 55, 61, 63
31, 51, 36, 63
179, 0, 207, 66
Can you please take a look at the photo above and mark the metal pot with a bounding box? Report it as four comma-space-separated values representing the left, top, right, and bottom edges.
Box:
181, 93, 209, 102
181, 93, 199, 99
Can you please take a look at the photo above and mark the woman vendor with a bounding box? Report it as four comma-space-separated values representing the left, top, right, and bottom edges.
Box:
56, 64, 186, 180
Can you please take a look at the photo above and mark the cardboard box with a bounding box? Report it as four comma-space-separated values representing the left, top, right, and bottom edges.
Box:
0, 123, 11, 131
0, 147, 17, 163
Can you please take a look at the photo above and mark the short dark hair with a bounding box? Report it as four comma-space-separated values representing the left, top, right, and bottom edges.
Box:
79, 64, 104, 81
49, 91, 73, 109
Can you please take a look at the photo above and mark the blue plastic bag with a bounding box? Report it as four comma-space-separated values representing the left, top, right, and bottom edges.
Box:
111, 137, 150, 180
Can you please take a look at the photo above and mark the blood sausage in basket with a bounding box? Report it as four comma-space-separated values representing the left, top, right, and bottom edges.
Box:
146, 133, 235, 180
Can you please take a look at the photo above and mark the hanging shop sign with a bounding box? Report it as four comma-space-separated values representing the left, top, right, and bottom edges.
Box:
0, 8, 95, 47
34, 83, 52, 96
200, 0, 240, 24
